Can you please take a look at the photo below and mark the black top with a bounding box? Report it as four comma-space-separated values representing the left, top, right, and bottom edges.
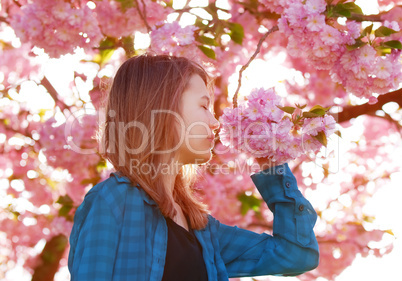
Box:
161, 216, 209, 281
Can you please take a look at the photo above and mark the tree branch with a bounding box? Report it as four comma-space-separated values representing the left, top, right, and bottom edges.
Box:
367, 111, 402, 137
233, 25, 279, 108
92, 45, 117, 51
348, 5, 402, 22
134, 0, 151, 33
348, 12, 383, 22
334, 88, 402, 123
12, 0, 22, 7
0, 16, 9, 24
41, 76, 69, 111
0, 117, 33, 140
176, 0, 191, 21
31, 234, 68, 281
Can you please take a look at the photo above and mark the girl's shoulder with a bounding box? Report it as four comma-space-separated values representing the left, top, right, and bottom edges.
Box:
107, 172, 157, 206
76, 172, 155, 223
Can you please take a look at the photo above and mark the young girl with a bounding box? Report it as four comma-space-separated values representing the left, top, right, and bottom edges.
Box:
68, 54, 319, 281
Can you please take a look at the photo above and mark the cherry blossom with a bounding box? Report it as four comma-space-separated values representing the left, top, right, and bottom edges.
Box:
219, 88, 337, 164
0, 1, 400, 280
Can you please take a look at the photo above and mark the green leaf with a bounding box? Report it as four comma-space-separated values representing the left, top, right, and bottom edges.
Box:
376, 45, 392, 55
227, 22, 244, 45
309, 105, 324, 111
96, 159, 108, 173
100, 49, 115, 64
313, 131, 327, 147
332, 4, 350, 17
238, 193, 262, 216
196, 35, 219, 46
362, 24, 373, 37
56, 195, 73, 206
276, 106, 296, 114
303, 111, 321, 118
197, 45, 216, 59
332, 2, 363, 17
310, 108, 326, 116
59, 205, 73, 217
309, 105, 328, 116
334, 8, 351, 18
374, 26, 398, 37
164, 0, 174, 8
346, 40, 367, 50
94, 37, 117, 65
382, 40, 402, 50
342, 2, 363, 14
194, 18, 208, 29
116, 0, 135, 10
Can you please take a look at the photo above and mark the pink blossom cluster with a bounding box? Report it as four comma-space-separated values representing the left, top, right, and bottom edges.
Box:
0, 214, 50, 269
94, 0, 168, 38
195, 142, 269, 228
382, 6, 402, 42
0, 43, 39, 89
212, 10, 261, 84
213, 42, 250, 85
38, 115, 101, 202
278, 0, 346, 70
285, 68, 347, 107
88, 76, 110, 110
258, 0, 287, 14
305, 223, 389, 280
331, 44, 402, 103
6, 150, 55, 207
150, 21, 204, 61
377, 0, 402, 8
151, 22, 197, 49
10, 0, 102, 57
219, 88, 336, 164
0, 203, 73, 274
278, 0, 402, 102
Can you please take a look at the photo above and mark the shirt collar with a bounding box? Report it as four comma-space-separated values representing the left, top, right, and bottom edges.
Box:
109, 172, 157, 206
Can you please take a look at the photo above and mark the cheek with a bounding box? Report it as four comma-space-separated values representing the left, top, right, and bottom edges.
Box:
187, 123, 209, 136
190, 112, 210, 132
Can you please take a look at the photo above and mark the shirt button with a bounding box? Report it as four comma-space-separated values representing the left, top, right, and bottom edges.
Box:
285, 182, 290, 188
277, 168, 284, 175
298, 204, 305, 212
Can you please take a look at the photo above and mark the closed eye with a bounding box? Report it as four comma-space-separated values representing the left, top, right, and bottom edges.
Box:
202, 105, 209, 110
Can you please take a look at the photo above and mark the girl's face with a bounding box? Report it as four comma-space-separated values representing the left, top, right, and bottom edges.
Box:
176, 74, 220, 165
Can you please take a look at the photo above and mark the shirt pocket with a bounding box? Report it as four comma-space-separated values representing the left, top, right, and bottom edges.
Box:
294, 198, 317, 246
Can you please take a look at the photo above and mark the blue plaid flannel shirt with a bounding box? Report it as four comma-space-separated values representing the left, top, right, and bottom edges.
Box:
68, 163, 319, 280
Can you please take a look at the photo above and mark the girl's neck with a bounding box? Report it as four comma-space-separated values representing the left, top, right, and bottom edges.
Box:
162, 158, 183, 197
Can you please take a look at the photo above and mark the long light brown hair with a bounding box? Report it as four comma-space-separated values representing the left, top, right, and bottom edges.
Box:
100, 54, 211, 229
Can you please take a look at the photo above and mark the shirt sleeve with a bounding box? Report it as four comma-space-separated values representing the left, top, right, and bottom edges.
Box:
68, 192, 120, 281
211, 163, 319, 278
